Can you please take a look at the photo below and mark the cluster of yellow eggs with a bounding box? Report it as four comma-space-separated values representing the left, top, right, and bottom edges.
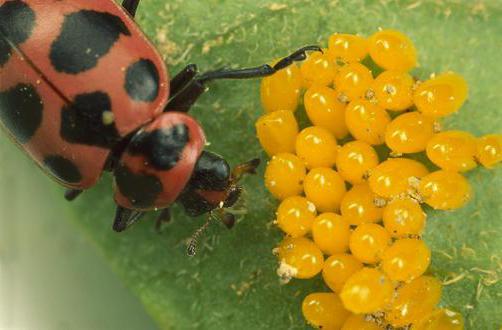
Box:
255, 29, 501, 329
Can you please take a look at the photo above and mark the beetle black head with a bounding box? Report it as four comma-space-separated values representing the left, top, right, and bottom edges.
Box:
183, 157, 260, 255
207, 157, 260, 220
177, 154, 260, 216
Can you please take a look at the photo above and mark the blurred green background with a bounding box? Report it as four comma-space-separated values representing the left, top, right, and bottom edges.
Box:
1, 0, 501, 329
0, 140, 156, 329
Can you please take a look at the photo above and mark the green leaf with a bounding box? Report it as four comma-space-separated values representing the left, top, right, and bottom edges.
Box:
2, 0, 501, 329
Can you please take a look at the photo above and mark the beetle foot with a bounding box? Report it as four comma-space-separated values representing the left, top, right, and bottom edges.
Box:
155, 208, 171, 233
113, 206, 145, 232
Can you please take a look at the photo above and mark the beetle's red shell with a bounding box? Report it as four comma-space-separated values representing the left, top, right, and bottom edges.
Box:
0, 0, 169, 189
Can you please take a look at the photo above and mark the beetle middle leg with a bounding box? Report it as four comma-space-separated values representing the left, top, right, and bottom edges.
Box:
122, 0, 141, 17
155, 208, 171, 233
164, 46, 321, 112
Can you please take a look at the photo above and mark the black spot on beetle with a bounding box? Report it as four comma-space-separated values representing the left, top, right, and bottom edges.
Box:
114, 164, 163, 209
0, 0, 36, 68
60, 91, 120, 148
127, 124, 189, 171
188, 151, 230, 191
124, 59, 160, 102
0, 83, 43, 144
0, 0, 36, 44
50, 10, 131, 74
43, 155, 82, 184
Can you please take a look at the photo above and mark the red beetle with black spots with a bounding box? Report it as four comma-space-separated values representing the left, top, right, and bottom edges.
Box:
0, 0, 318, 254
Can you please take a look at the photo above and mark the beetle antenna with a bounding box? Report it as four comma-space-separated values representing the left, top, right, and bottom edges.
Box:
186, 212, 216, 256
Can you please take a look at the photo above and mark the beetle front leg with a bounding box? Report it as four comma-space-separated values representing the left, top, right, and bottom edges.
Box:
196, 45, 321, 83
164, 45, 321, 112
169, 64, 198, 96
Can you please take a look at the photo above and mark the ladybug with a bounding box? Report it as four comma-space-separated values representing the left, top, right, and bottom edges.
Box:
0, 0, 318, 253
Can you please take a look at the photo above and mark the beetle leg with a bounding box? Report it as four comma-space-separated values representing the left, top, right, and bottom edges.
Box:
196, 45, 321, 82
122, 0, 141, 18
155, 208, 171, 233
164, 45, 320, 112
113, 206, 146, 232
163, 64, 201, 112
165, 80, 206, 112
170, 64, 198, 96
64, 189, 83, 201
